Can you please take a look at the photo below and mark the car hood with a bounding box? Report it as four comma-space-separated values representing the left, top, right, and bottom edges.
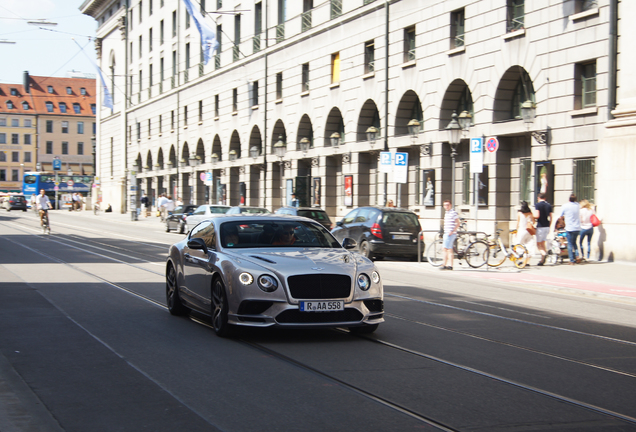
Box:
226, 248, 363, 276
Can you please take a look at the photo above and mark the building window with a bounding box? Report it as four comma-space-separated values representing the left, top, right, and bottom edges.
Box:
60, 103, 67, 113
139, 35, 143, 58
78, 142, 84, 155
160, 19, 164, 44
451, 9, 465, 49
216, 24, 223, 68
149, 63, 153, 88
0, 169, 5, 181
171, 110, 175, 130
66, 87, 72, 95
46, 101, 54, 112
254, 2, 262, 53
251, 81, 258, 107
199, 100, 203, 122
73, 103, 81, 114
24, 119, 31, 127
172, 10, 177, 37
276, 72, 283, 99
575, 0, 598, 13
12, 151, 19, 162
0, 152, 4, 161
301, 63, 309, 92
137, 123, 141, 140
129, 42, 133, 63
149, 0, 153, 15
232, 88, 238, 112
91, 104, 96, 114
462, 162, 470, 205
511, 75, 534, 120
139, 70, 143, 93
185, 43, 191, 70
81, 87, 86, 96
234, 13, 241, 61
62, 142, 68, 155
47, 85, 54, 93
0, 118, 5, 126
159, 114, 162, 133
0, 133, 5, 144
46, 120, 53, 133
149, 28, 153, 52
10, 88, 18, 96
404, 26, 416, 62
12, 134, 19, 144
331, 52, 340, 83
330, 0, 342, 19
214, 95, 219, 117
364, 41, 375, 74
22, 101, 29, 110
78, 122, 84, 134
24, 134, 31, 145
12, 119, 19, 127
520, 159, 531, 203
575, 61, 596, 109
139, 0, 142, 22
46, 141, 53, 154
574, 158, 595, 203
24, 152, 31, 163
184, 106, 188, 125
62, 121, 69, 134
507, 0, 524, 32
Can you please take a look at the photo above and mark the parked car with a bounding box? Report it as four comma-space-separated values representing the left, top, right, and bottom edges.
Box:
166, 214, 384, 336
165, 204, 197, 234
225, 206, 270, 215
275, 207, 333, 230
331, 206, 423, 261
184, 205, 231, 233
3, 194, 28, 211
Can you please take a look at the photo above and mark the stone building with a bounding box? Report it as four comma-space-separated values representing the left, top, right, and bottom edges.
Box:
80, 0, 635, 261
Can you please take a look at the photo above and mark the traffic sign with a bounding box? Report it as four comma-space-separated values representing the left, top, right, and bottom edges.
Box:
470, 138, 483, 174
52, 158, 62, 171
394, 152, 408, 184
486, 136, 499, 153
379, 152, 392, 173
67, 180, 74, 187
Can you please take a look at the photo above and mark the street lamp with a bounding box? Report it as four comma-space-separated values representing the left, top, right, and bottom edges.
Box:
188, 153, 201, 205
273, 135, 286, 205
446, 112, 462, 207
250, 146, 260, 160
407, 119, 420, 142
366, 126, 378, 148
299, 137, 311, 155
229, 149, 238, 162
211, 153, 219, 166
330, 132, 340, 148
458, 110, 472, 132
520, 99, 549, 145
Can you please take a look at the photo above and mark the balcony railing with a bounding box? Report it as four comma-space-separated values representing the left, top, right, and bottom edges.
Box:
253, 34, 261, 53
330, 0, 342, 19
276, 23, 285, 43
301, 10, 312, 32
199, 63, 204, 77
233, 44, 240, 62
215, 53, 221, 70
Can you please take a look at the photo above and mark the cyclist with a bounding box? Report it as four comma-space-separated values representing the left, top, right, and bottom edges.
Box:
37, 189, 52, 229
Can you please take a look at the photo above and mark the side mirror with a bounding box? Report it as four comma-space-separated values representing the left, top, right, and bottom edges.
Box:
187, 237, 208, 254
336, 221, 344, 227
342, 237, 357, 250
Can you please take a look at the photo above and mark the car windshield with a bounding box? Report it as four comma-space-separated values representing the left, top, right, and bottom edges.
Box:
219, 221, 341, 249
209, 206, 230, 214
243, 208, 270, 214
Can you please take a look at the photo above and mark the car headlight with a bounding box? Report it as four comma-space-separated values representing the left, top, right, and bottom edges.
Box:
357, 273, 371, 291
257, 275, 278, 292
238, 272, 254, 285
371, 271, 380, 284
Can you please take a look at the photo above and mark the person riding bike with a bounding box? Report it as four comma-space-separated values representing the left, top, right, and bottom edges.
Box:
37, 189, 51, 229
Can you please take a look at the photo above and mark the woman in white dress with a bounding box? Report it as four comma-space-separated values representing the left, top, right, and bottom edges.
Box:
515, 201, 535, 249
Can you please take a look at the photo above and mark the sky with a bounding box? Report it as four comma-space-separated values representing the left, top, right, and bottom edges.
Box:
0, 0, 97, 84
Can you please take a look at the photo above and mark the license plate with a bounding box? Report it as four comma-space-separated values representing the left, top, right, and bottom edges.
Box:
299, 301, 344, 312
392, 234, 410, 240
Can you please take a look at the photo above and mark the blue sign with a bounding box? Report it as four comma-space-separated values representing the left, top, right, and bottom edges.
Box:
394, 152, 408, 166
379, 152, 392, 173
470, 138, 483, 174
52, 158, 62, 171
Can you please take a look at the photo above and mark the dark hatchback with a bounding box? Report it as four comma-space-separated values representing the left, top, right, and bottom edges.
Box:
3, 194, 28, 211
275, 207, 333, 230
331, 207, 423, 261
165, 205, 197, 234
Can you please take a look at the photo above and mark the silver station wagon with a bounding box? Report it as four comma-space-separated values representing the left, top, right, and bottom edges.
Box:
166, 215, 384, 337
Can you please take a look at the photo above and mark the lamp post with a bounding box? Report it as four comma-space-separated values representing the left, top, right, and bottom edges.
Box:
188, 153, 201, 205
250, 146, 260, 160
446, 112, 462, 207
229, 150, 238, 162
521, 100, 549, 146
299, 137, 310, 155
90, 136, 96, 205
273, 135, 286, 206
366, 126, 378, 147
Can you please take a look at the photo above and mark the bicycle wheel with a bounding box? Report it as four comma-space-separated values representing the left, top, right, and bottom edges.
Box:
465, 240, 490, 268
426, 238, 445, 267
487, 243, 507, 267
511, 244, 529, 269
454, 232, 471, 255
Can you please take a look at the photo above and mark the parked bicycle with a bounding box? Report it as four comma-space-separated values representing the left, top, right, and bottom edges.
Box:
426, 230, 490, 269
486, 229, 529, 269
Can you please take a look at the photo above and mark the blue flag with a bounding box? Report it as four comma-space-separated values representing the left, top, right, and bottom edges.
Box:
182, 0, 219, 65
96, 66, 114, 110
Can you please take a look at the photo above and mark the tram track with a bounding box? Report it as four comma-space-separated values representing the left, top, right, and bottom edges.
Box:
3, 217, 636, 428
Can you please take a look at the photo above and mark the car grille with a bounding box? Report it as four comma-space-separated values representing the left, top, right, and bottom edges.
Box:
276, 309, 363, 324
287, 274, 351, 299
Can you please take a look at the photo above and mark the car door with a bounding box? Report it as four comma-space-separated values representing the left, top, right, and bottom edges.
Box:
332, 209, 358, 241
348, 208, 372, 244
187, 205, 208, 227
183, 221, 217, 311
168, 206, 183, 230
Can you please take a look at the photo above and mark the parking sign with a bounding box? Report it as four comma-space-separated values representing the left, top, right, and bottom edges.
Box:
470, 138, 483, 174
379, 152, 392, 173
394, 152, 408, 183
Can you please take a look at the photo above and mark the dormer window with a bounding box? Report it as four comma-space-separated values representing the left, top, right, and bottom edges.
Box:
91, 104, 96, 114
45, 101, 54, 112
47, 86, 54, 93
59, 102, 67, 113
80, 87, 87, 95
22, 101, 29, 110
66, 87, 72, 95
6, 101, 14, 109
73, 103, 81, 114
10, 88, 18, 96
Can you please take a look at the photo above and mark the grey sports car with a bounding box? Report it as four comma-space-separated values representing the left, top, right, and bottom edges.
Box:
166, 215, 384, 337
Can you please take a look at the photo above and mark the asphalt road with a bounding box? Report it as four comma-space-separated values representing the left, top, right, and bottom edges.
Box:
1, 210, 636, 432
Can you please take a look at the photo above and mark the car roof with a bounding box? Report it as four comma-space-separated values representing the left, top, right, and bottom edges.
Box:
207, 214, 322, 225
356, 206, 417, 213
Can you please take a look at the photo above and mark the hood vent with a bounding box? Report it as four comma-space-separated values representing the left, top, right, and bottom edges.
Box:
250, 255, 276, 264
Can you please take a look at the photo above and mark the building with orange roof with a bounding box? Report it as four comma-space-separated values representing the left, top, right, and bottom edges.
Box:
0, 72, 96, 193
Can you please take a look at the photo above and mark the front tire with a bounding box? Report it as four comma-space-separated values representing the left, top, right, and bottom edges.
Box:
179, 222, 185, 234
165, 222, 171, 232
426, 238, 444, 267
211, 278, 232, 337
487, 244, 507, 267
359, 240, 373, 260
466, 240, 489, 268
166, 263, 188, 316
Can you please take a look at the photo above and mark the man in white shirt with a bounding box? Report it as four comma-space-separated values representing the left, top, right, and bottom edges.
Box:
157, 193, 168, 222
37, 189, 51, 227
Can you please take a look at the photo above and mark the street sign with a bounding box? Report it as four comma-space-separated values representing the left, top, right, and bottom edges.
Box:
486, 136, 499, 153
379, 152, 392, 173
52, 158, 62, 171
205, 172, 213, 183
67, 180, 74, 187
54, 185, 59, 191
470, 138, 483, 174
394, 152, 408, 184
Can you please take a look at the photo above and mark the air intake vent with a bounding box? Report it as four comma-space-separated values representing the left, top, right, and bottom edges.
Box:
287, 274, 351, 299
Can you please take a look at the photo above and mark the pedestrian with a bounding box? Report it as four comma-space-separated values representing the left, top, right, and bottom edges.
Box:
515, 201, 535, 265
290, 193, 299, 208
140, 193, 150, 217
579, 199, 597, 261
175, 196, 183, 206
157, 193, 168, 221
165, 195, 175, 215
442, 199, 459, 270
534, 193, 553, 266
559, 194, 582, 265
387, 199, 395, 208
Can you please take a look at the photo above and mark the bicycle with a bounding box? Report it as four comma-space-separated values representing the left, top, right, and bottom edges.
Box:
426, 230, 490, 269
93, 202, 101, 215
40, 210, 51, 235
486, 229, 528, 269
